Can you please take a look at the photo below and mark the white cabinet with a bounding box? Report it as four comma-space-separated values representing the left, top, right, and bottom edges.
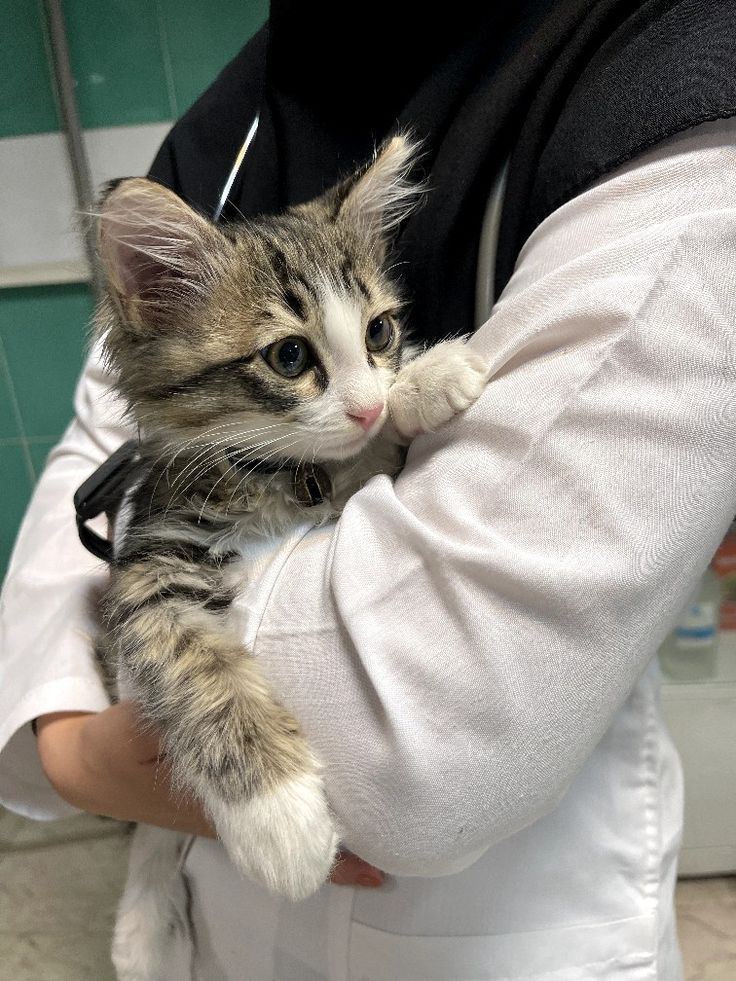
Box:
660, 633, 736, 876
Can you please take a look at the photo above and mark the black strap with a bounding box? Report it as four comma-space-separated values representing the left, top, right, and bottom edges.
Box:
73, 439, 331, 563
73, 440, 141, 562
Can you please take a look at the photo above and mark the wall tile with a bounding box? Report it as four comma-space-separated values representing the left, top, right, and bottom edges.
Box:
84, 121, 172, 188
1, 0, 268, 138
0, 124, 171, 273
0, 351, 22, 440
28, 438, 60, 481
0, 0, 59, 138
0, 132, 79, 270
157, 0, 268, 116
63, 0, 174, 129
0, 285, 92, 438
0, 445, 34, 582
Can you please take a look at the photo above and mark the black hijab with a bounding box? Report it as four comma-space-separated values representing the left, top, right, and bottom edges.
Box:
150, 0, 736, 345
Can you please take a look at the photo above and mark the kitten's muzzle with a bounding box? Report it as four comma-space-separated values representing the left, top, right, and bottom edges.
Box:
347, 403, 385, 431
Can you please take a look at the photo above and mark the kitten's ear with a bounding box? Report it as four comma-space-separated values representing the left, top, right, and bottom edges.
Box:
334, 135, 423, 241
97, 177, 224, 330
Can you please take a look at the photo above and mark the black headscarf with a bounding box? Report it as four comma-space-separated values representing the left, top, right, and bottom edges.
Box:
150, 0, 736, 345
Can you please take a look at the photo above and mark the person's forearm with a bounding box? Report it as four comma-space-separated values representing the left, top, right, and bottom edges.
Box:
35, 706, 215, 835
34, 705, 385, 887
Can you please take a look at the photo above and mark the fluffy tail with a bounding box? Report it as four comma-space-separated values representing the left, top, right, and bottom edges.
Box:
112, 825, 192, 981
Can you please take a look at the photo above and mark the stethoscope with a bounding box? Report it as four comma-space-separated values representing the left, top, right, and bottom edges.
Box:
212, 112, 261, 223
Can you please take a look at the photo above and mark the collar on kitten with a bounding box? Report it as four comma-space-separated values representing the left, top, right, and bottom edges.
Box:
226, 450, 331, 508
74, 440, 333, 566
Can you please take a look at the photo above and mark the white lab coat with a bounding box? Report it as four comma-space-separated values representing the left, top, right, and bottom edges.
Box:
4, 118, 736, 980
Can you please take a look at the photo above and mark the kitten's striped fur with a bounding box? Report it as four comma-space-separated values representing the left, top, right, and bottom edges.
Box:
96, 137, 489, 981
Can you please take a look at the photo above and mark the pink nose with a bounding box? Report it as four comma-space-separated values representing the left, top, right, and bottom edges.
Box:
347, 403, 384, 431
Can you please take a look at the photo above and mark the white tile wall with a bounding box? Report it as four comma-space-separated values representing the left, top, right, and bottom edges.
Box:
0, 122, 171, 281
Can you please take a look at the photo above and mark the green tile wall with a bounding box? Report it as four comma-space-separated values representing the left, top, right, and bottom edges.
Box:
0, 0, 268, 137
0, 360, 19, 440
157, 0, 268, 116
28, 439, 60, 481
0, 0, 60, 137
63, 0, 176, 128
0, 284, 93, 582
1, 285, 93, 438
0, 446, 35, 583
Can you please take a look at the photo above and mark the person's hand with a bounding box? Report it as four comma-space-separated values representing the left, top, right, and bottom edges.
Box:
35, 702, 384, 887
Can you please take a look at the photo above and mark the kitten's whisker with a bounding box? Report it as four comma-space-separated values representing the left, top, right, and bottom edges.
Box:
159, 439, 239, 516
224, 200, 248, 222
222, 438, 302, 516
196, 432, 301, 520
384, 260, 409, 273
313, 438, 329, 471
166, 436, 236, 497
168, 428, 298, 505
225, 442, 303, 516
166, 421, 285, 475
154, 420, 287, 481
168, 435, 289, 510
161, 424, 289, 504
257, 440, 309, 508
164, 451, 227, 514
147, 421, 264, 513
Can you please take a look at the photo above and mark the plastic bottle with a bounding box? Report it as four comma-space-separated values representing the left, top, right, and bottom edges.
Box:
659, 565, 720, 682
711, 518, 736, 630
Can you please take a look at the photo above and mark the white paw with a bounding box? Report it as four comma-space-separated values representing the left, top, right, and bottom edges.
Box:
389, 338, 490, 439
208, 771, 340, 901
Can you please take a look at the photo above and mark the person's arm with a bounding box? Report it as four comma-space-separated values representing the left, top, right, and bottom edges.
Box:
33, 706, 211, 833
32, 705, 383, 886
234, 117, 736, 876
0, 341, 129, 818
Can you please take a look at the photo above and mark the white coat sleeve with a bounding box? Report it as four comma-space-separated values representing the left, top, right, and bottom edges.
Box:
236, 118, 736, 875
0, 342, 132, 818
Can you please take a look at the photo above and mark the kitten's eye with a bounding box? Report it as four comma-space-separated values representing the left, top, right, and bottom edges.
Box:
262, 337, 310, 378
365, 316, 393, 352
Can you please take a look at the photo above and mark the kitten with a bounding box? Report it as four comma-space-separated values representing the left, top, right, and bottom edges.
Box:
94, 136, 489, 980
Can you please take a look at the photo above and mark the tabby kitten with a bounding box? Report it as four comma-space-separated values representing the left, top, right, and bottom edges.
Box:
95, 137, 489, 980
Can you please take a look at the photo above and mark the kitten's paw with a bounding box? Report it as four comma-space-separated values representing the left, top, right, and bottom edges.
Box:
389, 338, 490, 439
208, 771, 340, 901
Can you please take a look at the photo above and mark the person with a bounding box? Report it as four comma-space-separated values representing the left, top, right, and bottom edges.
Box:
2, 1, 736, 978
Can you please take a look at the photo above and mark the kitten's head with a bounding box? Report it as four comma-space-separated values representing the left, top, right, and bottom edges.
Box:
96, 136, 421, 463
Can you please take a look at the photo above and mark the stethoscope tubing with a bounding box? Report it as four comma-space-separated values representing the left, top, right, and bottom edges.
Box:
212, 112, 260, 222
212, 113, 506, 318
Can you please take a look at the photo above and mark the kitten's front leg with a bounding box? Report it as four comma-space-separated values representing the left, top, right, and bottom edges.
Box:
104, 556, 339, 901
388, 337, 490, 440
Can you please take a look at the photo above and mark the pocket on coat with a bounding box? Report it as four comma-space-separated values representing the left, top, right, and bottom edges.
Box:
347, 914, 658, 981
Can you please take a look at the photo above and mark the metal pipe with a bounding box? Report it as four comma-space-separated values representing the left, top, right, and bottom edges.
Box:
43, 0, 103, 297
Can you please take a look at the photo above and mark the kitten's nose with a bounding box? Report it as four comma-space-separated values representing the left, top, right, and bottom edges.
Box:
347, 403, 385, 431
